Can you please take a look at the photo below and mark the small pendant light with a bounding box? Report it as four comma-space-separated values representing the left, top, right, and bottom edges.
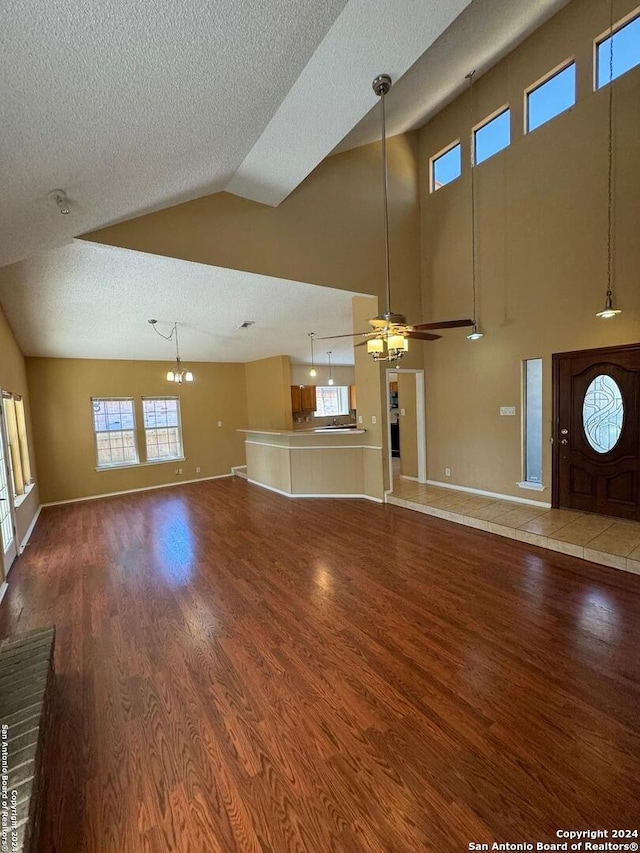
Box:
308, 332, 317, 377
327, 351, 334, 385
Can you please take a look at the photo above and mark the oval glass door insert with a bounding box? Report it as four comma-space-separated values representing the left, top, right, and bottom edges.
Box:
582, 374, 623, 453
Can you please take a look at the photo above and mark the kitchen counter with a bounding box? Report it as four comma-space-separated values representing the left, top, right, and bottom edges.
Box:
238, 427, 379, 499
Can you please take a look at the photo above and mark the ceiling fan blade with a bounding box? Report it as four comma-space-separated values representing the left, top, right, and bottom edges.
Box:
315, 331, 371, 340
406, 331, 442, 341
410, 318, 474, 331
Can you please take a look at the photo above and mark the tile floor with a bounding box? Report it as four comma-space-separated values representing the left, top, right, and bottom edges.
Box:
387, 477, 640, 576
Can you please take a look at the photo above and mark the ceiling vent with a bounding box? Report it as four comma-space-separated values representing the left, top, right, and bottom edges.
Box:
238, 320, 255, 329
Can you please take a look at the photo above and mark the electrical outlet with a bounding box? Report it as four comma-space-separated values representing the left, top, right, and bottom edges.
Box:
500, 406, 516, 416
175, 467, 183, 475
196, 466, 201, 474
217, 421, 222, 427
445, 468, 451, 477
400, 408, 406, 416
372, 415, 377, 425
358, 415, 363, 424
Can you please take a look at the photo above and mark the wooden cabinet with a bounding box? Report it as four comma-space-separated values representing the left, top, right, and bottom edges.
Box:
291, 385, 317, 413
349, 384, 357, 411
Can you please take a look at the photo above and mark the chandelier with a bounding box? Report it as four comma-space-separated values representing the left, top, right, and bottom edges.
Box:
148, 320, 194, 383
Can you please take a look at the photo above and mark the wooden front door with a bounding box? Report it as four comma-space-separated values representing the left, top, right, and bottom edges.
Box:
553, 343, 640, 520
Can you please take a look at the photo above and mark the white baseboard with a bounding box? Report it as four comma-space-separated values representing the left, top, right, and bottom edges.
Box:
231, 465, 248, 480
19, 504, 42, 553
426, 480, 551, 508
246, 478, 383, 503
42, 473, 234, 507
0, 582, 7, 605
400, 474, 420, 482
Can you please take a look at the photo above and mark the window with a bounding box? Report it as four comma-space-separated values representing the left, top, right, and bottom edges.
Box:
92, 397, 138, 468
596, 13, 640, 89
1, 393, 32, 497
143, 397, 183, 462
314, 386, 350, 418
431, 142, 461, 191
523, 359, 543, 485
526, 62, 576, 132
474, 108, 511, 165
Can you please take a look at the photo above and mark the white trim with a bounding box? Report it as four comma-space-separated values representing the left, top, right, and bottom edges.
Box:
231, 465, 248, 480
517, 481, 546, 492
362, 445, 383, 450
42, 473, 233, 507
246, 478, 383, 503
400, 474, 420, 482
0, 582, 7, 605
386, 369, 427, 488
95, 456, 186, 472
13, 481, 36, 508
19, 504, 42, 554
426, 479, 551, 508
245, 440, 377, 451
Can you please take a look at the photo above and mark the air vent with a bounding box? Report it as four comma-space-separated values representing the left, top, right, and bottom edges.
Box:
239, 320, 255, 329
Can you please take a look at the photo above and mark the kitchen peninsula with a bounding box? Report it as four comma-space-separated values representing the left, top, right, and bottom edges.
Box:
238, 427, 378, 499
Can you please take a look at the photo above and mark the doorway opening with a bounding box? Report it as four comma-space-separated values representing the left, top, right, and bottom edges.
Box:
386, 369, 426, 491
0, 402, 18, 581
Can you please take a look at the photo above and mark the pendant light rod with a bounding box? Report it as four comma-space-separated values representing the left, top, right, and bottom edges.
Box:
596, 0, 621, 318
465, 70, 483, 341
373, 74, 392, 319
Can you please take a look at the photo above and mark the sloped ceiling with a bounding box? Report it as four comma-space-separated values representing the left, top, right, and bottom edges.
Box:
0, 0, 569, 270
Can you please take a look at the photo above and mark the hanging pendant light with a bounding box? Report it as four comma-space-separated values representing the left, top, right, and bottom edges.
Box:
148, 320, 195, 383
596, 0, 622, 319
367, 74, 408, 364
327, 351, 334, 385
308, 332, 317, 377
465, 70, 484, 341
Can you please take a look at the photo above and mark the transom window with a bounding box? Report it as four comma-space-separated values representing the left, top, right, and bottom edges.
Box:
596, 12, 640, 89
143, 397, 183, 462
431, 142, 461, 191
314, 386, 350, 418
92, 398, 138, 468
526, 62, 576, 132
474, 108, 511, 165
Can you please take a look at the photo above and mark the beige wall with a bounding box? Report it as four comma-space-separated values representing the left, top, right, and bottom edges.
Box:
83, 134, 423, 323
398, 373, 419, 479
420, 0, 640, 499
26, 358, 248, 504
245, 355, 292, 431
0, 306, 39, 551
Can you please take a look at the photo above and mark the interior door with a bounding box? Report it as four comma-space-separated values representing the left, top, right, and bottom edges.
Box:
553, 344, 640, 520
0, 411, 18, 577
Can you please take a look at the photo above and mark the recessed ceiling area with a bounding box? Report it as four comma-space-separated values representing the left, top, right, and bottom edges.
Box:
0, 241, 368, 365
1, 0, 570, 270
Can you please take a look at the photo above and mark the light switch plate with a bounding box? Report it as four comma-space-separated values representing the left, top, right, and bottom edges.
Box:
371, 415, 377, 425
358, 415, 363, 424
500, 406, 516, 416
400, 408, 406, 416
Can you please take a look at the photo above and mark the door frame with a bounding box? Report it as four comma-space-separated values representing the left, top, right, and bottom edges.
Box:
385, 368, 426, 487
552, 342, 640, 511
0, 396, 18, 580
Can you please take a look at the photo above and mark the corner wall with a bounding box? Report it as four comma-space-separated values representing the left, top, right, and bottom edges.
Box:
419, 0, 640, 499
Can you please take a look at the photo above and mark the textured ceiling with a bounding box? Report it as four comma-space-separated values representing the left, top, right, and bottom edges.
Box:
0, 0, 348, 268
0, 0, 571, 313
0, 241, 369, 365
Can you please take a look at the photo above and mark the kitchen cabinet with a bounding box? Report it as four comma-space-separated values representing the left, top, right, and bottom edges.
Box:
291, 385, 316, 413
349, 384, 357, 411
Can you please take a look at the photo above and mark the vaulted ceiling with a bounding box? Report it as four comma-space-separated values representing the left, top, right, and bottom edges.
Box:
1, 0, 572, 365
2, 0, 570, 270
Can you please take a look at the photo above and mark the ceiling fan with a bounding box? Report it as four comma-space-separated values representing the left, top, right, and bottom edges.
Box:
317, 74, 474, 362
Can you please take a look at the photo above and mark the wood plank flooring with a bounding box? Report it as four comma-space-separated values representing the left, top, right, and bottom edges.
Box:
1, 477, 639, 852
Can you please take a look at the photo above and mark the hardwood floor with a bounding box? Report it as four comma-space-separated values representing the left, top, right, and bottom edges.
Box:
1, 477, 639, 852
